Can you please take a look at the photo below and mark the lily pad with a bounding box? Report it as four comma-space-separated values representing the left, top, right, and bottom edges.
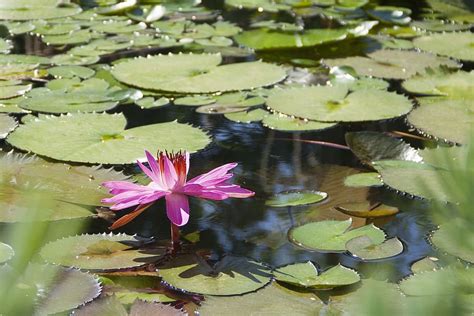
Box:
0, 82, 31, 99
48, 65, 95, 79
266, 190, 328, 207
225, 0, 291, 12
344, 173, 383, 187
262, 113, 337, 131
174, 95, 216, 107
346, 236, 404, 260
0, 242, 14, 264
408, 98, 473, 144
430, 221, 474, 263
414, 32, 474, 61
159, 254, 272, 296
73, 296, 128, 316
40, 233, 164, 270
402, 70, 474, 98
199, 282, 325, 315
0, 114, 16, 138
135, 97, 169, 109
345, 131, 422, 165
289, 219, 386, 252
274, 261, 360, 289
266, 86, 412, 122
367, 6, 412, 25
7, 113, 211, 164
411, 20, 473, 32
334, 202, 399, 218
224, 108, 268, 123
410, 257, 440, 274
129, 300, 185, 316
0, 3, 82, 21
111, 53, 286, 94
323, 49, 460, 79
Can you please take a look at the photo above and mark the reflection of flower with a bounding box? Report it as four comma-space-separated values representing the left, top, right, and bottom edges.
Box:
102, 150, 254, 230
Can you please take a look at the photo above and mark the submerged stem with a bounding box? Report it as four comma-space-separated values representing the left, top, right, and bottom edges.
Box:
170, 223, 181, 254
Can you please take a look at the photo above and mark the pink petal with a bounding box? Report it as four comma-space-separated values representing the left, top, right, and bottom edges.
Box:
145, 150, 165, 188
182, 183, 229, 200
165, 193, 190, 226
162, 154, 178, 189
137, 160, 160, 184
138, 191, 167, 204
187, 163, 238, 186
213, 185, 255, 198
102, 190, 150, 205
102, 181, 149, 194
185, 151, 190, 175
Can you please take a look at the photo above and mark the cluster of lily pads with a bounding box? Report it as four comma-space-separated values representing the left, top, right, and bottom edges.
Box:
0, 0, 473, 314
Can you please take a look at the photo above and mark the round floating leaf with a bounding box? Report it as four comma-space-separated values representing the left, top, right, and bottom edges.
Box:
174, 95, 216, 107
40, 233, 164, 270
224, 108, 268, 123
73, 296, 128, 316
344, 173, 383, 187
410, 257, 440, 274
159, 254, 272, 296
408, 98, 473, 144
373, 160, 451, 201
265, 190, 328, 207
0, 114, 16, 138
111, 53, 286, 94
135, 97, 169, 109
43, 29, 93, 46
346, 236, 404, 261
0, 4, 82, 21
0, 97, 28, 113
7, 113, 211, 164
367, 6, 412, 25
0, 242, 14, 264
345, 131, 422, 165
48, 65, 95, 79
0, 54, 49, 65
28, 264, 101, 315
289, 219, 386, 252
129, 300, 185, 316
267, 86, 412, 122
324, 49, 460, 79
402, 70, 474, 98
399, 267, 474, 296
2, 21, 36, 35
262, 113, 337, 131
0, 63, 45, 81
51, 54, 100, 66
226, 0, 291, 12
431, 222, 474, 263
0, 83, 31, 99
334, 202, 399, 218
275, 262, 360, 289
199, 282, 325, 315
234, 28, 349, 50
411, 20, 473, 32
414, 32, 474, 61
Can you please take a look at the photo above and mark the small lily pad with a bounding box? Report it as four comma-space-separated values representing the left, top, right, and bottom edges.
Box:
40, 234, 164, 270
174, 95, 216, 107
7, 113, 211, 164
0, 82, 32, 99
111, 53, 286, 94
0, 242, 14, 264
0, 114, 17, 138
0, 3, 82, 21
224, 108, 268, 123
344, 173, 383, 187
346, 236, 404, 261
289, 219, 386, 252
367, 6, 412, 25
159, 254, 272, 296
73, 296, 128, 316
266, 190, 328, 207
410, 257, 440, 274
334, 202, 399, 218
274, 261, 360, 289
48, 65, 95, 79
262, 114, 337, 131
414, 32, 474, 61
135, 97, 169, 109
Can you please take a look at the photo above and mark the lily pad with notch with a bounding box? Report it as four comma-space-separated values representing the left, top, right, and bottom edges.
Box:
40, 233, 165, 270
346, 236, 404, 261
158, 254, 272, 296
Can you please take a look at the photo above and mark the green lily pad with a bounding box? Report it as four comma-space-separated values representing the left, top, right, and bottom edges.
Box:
224, 108, 268, 123
25, 264, 101, 315
129, 300, 185, 316
33, 20, 80, 35
43, 29, 93, 46
0, 82, 31, 99
262, 113, 337, 131
345, 131, 422, 165
73, 296, 128, 316
51, 54, 100, 66
40, 234, 164, 270
344, 173, 383, 187
426, 0, 474, 23
174, 95, 216, 107
334, 202, 399, 218
0, 38, 12, 54
414, 32, 474, 61
0, 114, 16, 138
402, 70, 474, 98
0, 54, 49, 65
266, 86, 412, 122
199, 282, 325, 315
111, 53, 286, 94
323, 49, 460, 79
373, 159, 454, 201
289, 219, 386, 252
346, 236, 404, 261
0, 97, 28, 113
135, 97, 169, 109
0, 3, 82, 21
158, 254, 272, 296
411, 20, 472, 32
48, 65, 95, 79
430, 221, 474, 263
0, 242, 14, 264
7, 112, 211, 164
274, 261, 360, 289
367, 6, 412, 25
127, 5, 166, 23
92, 20, 147, 34
410, 257, 440, 274
266, 190, 328, 207
1, 21, 36, 35
234, 27, 349, 50
225, 0, 291, 12
0, 63, 45, 81
399, 267, 474, 296
408, 98, 473, 144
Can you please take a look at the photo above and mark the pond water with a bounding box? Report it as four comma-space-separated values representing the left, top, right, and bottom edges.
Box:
0, 0, 473, 315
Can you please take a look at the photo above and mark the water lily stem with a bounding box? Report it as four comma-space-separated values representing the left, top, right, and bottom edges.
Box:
170, 223, 181, 254
275, 138, 350, 150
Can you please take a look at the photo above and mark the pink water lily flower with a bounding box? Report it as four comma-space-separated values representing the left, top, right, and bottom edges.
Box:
102, 150, 254, 230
